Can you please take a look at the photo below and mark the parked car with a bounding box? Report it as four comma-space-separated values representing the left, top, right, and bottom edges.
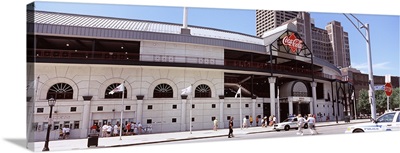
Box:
274, 117, 308, 131
345, 111, 400, 133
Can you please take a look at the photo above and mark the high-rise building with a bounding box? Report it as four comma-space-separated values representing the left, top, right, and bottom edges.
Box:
256, 10, 351, 68
326, 21, 351, 68
256, 10, 299, 37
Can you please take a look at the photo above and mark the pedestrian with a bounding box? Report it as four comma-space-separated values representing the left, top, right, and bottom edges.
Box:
268, 115, 273, 126
261, 117, 265, 128
306, 114, 318, 135
242, 117, 248, 128
62, 125, 70, 139
113, 123, 119, 136
256, 116, 259, 127
58, 128, 64, 139
228, 117, 234, 138
90, 123, 98, 134
133, 122, 137, 135
138, 122, 143, 134
213, 118, 218, 131
102, 123, 108, 137
249, 116, 253, 127
130, 122, 135, 134
126, 122, 131, 135
296, 114, 306, 136
272, 115, 277, 125
106, 122, 112, 137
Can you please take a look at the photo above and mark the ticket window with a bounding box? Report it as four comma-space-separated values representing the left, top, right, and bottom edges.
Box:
73, 121, 80, 129
32, 122, 39, 131
93, 120, 99, 126
42, 122, 48, 131
63, 121, 70, 128
53, 122, 60, 130
102, 120, 108, 126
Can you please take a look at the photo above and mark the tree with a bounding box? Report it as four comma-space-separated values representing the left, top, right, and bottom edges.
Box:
389, 88, 400, 110
357, 88, 400, 115
357, 89, 370, 115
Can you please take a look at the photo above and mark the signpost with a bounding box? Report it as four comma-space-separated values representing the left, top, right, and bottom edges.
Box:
385, 83, 392, 111
385, 75, 392, 112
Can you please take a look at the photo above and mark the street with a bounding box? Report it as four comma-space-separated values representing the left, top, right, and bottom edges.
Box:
143, 123, 353, 146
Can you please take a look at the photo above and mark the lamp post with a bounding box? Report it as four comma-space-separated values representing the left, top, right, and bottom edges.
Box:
42, 98, 56, 152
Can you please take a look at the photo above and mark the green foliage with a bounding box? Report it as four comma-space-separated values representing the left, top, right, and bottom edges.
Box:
357, 89, 370, 114
357, 88, 400, 115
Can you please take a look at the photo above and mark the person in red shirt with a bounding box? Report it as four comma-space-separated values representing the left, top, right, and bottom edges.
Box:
126, 122, 131, 135
90, 123, 98, 134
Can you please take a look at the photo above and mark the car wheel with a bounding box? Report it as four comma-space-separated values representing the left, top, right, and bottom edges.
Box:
353, 129, 364, 133
284, 125, 290, 131
304, 124, 308, 129
276, 130, 280, 132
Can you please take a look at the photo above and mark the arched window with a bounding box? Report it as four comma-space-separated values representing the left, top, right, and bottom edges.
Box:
195, 84, 211, 98
46, 83, 73, 99
153, 83, 173, 98
105, 83, 127, 99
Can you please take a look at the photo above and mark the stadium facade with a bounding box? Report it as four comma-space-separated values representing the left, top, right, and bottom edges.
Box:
27, 9, 353, 141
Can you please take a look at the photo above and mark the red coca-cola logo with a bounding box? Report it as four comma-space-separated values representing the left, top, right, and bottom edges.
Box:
282, 33, 303, 53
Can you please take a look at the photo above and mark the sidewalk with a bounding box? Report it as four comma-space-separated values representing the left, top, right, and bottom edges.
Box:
28, 119, 369, 152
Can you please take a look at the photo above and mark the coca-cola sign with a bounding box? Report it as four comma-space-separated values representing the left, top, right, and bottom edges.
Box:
282, 33, 303, 53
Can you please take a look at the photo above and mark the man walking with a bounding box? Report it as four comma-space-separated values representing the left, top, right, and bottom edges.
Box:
296, 114, 305, 136
228, 117, 234, 138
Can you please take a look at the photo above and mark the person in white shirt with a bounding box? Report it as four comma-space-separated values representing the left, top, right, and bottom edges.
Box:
106, 123, 112, 137
242, 117, 248, 129
113, 124, 119, 136
213, 118, 218, 131
102, 123, 108, 137
306, 114, 318, 135
62, 125, 70, 139
138, 122, 143, 134
296, 114, 306, 136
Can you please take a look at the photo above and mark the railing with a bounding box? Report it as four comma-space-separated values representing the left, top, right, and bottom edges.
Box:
30, 49, 140, 61
30, 49, 342, 81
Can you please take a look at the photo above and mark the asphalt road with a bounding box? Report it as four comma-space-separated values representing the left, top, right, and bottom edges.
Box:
145, 123, 354, 146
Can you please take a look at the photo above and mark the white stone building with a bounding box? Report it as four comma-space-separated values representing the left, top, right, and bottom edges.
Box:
27, 10, 352, 142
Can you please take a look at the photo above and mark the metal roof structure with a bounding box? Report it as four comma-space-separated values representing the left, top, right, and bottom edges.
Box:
29, 11, 264, 45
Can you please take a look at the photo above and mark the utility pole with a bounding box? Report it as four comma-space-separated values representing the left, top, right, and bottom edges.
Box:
343, 14, 376, 119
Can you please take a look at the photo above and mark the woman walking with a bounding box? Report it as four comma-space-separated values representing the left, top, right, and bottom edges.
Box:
306, 114, 318, 135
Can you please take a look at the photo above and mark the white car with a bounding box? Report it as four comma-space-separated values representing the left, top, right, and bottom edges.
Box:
274, 117, 308, 131
345, 111, 400, 133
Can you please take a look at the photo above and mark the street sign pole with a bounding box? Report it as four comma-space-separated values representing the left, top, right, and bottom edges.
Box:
387, 96, 390, 112
384, 82, 392, 112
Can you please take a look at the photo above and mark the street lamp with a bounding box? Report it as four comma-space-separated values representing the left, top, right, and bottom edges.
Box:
42, 97, 56, 152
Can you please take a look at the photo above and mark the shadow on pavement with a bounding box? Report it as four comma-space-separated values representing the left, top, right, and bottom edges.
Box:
4, 138, 27, 149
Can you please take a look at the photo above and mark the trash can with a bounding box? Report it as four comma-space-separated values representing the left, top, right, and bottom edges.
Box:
87, 134, 99, 147
344, 116, 350, 123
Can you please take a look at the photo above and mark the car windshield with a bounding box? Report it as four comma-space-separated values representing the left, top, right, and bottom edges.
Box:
283, 118, 295, 122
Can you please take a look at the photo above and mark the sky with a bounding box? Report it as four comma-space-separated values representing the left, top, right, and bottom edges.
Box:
32, 1, 400, 77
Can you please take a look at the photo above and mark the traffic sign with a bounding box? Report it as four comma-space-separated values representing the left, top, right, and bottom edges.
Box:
384, 83, 392, 96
